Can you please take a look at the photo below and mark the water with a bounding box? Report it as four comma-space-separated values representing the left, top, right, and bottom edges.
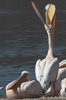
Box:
0, 0, 66, 98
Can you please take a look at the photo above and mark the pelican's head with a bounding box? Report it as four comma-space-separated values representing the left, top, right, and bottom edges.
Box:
21, 71, 30, 76
44, 3, 56, 41
45, 3, 56, 38
6, 71, 30, 90
21, 71, 30, 79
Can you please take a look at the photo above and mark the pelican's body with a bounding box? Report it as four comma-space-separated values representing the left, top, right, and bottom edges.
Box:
6, 71, 43, 99
35, 55, 59, 92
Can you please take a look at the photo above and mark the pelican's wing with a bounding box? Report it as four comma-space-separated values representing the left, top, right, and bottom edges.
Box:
46, 4, 56, 25
59, 59, 66, 68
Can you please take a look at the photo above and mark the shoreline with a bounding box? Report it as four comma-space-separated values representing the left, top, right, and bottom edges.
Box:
0, 97, 66, 100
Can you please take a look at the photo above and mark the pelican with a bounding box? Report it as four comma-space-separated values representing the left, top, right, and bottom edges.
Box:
32, 3, 59, 93
6, 71, 43, 99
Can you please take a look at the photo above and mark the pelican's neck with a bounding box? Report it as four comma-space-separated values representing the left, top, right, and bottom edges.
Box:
46, 28, 53, 58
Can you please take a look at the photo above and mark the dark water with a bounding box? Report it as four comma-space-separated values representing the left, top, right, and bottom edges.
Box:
0, 0, 66, 97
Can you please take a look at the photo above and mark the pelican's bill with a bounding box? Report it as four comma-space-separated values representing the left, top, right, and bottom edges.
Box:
46, 4, 56, 25
7, 75, 28, 90
60, 64, 66, 68
59, 60, 66, 68
48, 4, 56, 23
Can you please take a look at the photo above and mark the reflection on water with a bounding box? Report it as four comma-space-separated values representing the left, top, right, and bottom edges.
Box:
0, 1, 66, 98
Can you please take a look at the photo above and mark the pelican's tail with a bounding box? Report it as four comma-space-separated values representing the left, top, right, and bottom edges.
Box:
59, 59, 66, 68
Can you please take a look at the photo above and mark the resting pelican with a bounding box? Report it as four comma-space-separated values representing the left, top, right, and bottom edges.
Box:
6, 71, 43, 99
34, 3, 59, 93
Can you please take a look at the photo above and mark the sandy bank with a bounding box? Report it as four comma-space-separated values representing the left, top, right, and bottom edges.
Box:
0, 97, 66, 100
